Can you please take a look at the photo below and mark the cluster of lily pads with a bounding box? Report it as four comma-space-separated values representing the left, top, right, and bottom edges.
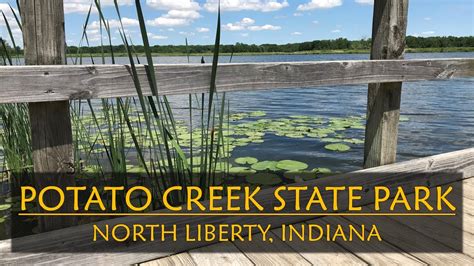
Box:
74, 110, 376, 187
232, 157, 332, 185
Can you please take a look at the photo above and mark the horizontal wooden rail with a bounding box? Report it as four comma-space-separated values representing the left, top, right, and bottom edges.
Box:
0, 58, 473, 103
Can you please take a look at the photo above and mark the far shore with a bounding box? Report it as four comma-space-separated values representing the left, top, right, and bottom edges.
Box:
63, 47, 474, 58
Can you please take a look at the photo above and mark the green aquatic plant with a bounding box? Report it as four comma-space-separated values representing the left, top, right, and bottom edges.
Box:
276, 160, 308, 171
314, 167, 332, 174
229, 167, 256, 176
324, 143, 351, 152
235, 157, 258, 165
251, 161, 279, 171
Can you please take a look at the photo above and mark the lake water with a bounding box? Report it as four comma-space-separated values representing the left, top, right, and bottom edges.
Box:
3, 52, 473, 174
73, 52, 474, 173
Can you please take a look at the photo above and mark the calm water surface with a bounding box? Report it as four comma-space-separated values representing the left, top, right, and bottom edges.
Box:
78, 52, 474, 172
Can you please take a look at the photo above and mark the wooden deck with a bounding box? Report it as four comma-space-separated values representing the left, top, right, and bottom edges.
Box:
1, 148, 473, 265
143, 178, 474, 266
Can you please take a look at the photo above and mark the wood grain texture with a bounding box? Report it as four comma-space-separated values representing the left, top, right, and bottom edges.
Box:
363, 0, 409, 168
272, 223, 367, 265
345, 206, 474, 264
141, 252, 196, 266
19, 0, 76, 231
314, 216, 424, 265
0, 58, 472, 103
0, 149, 472, 265
188, 242, 253, 266
232, 231, 312, 265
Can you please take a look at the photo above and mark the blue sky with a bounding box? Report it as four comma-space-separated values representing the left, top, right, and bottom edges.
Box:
1, 0, 473, 46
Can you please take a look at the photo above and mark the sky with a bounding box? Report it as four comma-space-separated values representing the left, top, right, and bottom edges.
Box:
1, 0, 473, 47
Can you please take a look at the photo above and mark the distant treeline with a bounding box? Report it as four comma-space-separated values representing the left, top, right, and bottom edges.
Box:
2, 36, 474, 56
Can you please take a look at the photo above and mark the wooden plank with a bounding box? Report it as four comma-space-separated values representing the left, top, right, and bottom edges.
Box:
344, 206, 474, 264
456, 177, 474, 200
0, 149, 473, 265
314, 216, 424, 265
363, 0, 409, 168
373, 205, 474, 256
0, 58, 472, 103
19, 0, 76, 231
232, 231, 312, 265
188, 242, 253, 266
272, 222, 367, 265
141, 253, 196, 266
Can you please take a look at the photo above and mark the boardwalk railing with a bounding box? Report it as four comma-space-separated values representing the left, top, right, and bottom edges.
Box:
0, 59, 473, 103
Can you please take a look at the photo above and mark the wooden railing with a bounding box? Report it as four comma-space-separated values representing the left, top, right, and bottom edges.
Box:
0, 59, 473, 103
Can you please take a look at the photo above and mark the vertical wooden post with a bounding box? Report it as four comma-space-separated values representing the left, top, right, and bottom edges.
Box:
20, 0, 76, 231
363, 0, 409, 168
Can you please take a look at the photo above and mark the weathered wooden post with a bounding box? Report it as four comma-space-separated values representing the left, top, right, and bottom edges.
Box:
363, 0, 409, 168
19, 0, 76, 231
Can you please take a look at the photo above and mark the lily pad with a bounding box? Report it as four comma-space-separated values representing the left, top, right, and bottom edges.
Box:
249, 111, 266, 117
324, 143, 351, 152
251, 161, 279, 171
276, 160, 308, 171
235, 157, 258, 165
246, 173, 282, 185
399, 116, 410, 122
343, 138, 364, 144
314, 167, 332, 174
229, 167, 257, 176
0, 204, 11, 211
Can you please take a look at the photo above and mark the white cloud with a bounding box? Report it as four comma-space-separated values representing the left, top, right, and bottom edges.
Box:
146, 0, 200, 11
196, 27, 210, 32
147, 17, 190, 27
331, 29, 341, 33
205, 0, 289, 12
0, 4, 17, 26
355, 0, 373, 5
293, 12, 303, 17
291, 31, 302, 35
147, 9, 200, 27
241, 33, 249, 37
422, 31, 435, 35
297, 0, 342, 11
63, 0, 133, 14
166, 10, 201, 19
313, 20, 319, 24
146, 1, 201, 28
223, 17, 280, 31
424, 17, 432, 21
148, 33, 168, 40
223, 17, 255, 31
0, 4, 22, 42
179, 31, 196, 36
248, 24, 281, 31
223, 23, 246, 31
89, 17, 139, 30
85, 29, 101, 42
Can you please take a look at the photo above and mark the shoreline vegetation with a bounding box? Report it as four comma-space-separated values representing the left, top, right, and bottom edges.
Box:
3, 36, 474, 59
63, 46, 474, 57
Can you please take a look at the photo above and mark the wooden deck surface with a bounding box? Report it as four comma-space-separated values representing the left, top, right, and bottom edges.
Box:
1, 149, 473, 265
142, 178, 474, 266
